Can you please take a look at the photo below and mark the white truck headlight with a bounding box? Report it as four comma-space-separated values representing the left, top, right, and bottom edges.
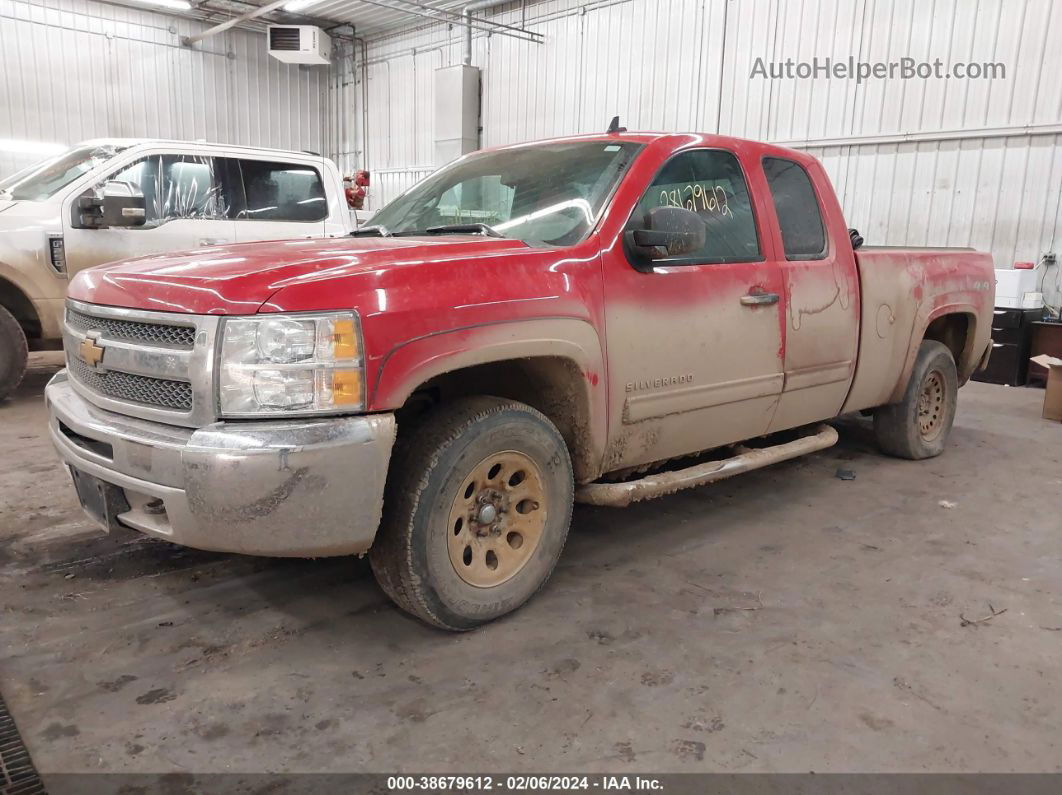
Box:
218, 312, 364, 416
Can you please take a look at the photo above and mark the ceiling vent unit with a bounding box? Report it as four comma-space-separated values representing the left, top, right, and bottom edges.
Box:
267, 25, 331, 65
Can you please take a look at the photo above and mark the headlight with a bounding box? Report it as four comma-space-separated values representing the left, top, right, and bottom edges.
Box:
218, 312, 364, 416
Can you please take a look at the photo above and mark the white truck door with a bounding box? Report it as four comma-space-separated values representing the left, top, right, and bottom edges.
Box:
62, 153, 237, 276
230, 157, 345, 243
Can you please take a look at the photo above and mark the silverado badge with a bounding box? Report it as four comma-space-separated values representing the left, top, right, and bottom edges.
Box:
78, 335, 105, 368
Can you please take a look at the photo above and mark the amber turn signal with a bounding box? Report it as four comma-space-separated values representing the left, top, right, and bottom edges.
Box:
332, 318, 360, 360
331, 370, 362, 406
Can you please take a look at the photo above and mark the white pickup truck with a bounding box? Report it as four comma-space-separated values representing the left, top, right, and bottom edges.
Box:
0, 139, 352, 399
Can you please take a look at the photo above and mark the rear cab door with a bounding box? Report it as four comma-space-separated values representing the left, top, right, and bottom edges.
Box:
62, 146, 237, 277
758, 151, 860, 432
599, 137, 788, 471
229, 154, 349, 242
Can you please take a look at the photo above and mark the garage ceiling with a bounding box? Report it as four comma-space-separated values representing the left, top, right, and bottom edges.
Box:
108, 0, 477, 36
280, 0, 471, 35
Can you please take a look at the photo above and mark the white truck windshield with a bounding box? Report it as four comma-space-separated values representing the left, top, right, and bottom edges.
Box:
0, 144, 126, 201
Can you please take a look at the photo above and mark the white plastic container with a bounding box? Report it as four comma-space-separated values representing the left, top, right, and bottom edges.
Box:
995, 268, 1039, 308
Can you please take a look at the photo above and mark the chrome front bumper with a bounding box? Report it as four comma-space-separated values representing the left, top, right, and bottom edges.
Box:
45, 371, 397, 557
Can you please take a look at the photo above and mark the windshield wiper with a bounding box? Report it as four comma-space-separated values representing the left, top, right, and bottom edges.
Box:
421, 223, 506, 238
351, 224, 391, 237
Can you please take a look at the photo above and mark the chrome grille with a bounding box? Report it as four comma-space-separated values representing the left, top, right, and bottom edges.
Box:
64, 299, 220, 427
68, 356, 193, 411
67, 307, 195, 349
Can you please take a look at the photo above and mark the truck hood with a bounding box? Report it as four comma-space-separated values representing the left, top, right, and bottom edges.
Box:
67, 235, 531, 314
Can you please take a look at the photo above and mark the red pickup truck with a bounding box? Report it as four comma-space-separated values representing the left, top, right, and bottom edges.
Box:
46, 132, 994, 629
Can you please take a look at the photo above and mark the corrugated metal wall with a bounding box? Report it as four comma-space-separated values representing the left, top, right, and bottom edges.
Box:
341, 0, 1062, 305
4, 0, 1059, 302
0, 0, 330, 179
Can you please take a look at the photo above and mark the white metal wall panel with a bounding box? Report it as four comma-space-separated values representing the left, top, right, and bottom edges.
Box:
343, 0, 1062, 306
373, 166, 436, 208
0, 0, 329, 178
814, 133, 1062, 269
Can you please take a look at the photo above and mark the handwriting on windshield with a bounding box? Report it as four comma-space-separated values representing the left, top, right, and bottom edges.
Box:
658, 183, 733, 218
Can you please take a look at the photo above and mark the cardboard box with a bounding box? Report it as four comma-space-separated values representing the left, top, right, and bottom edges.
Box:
1030, 354, 1062, 421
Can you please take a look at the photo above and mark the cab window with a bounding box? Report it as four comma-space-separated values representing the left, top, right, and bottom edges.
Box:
629, 149, 761, 264
106, 155, 228, 226
762, 157, 827, 260
236, 159, 328, 222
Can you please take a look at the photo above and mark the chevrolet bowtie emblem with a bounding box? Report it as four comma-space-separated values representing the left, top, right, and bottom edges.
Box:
78, 335, 105, 368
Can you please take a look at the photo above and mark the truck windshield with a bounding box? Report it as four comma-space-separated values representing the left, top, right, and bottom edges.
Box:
369, 141, 643, 247
0, 144, 127, 201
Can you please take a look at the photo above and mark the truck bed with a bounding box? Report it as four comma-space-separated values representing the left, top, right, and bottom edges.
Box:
843, 246, 995, 413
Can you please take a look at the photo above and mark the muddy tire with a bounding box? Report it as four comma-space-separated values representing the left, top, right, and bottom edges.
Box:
0, 305, 28, 402
370, 396, 574, 630
874, 340, 958, 460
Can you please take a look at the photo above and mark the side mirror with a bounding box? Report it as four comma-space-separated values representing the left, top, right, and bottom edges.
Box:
71, 181, 147, 229
624, 206, 707, 266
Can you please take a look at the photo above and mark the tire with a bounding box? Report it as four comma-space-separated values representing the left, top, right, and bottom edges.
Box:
874, 340, 958, 460
370, 396, 574, 630
0, 304, 28, 403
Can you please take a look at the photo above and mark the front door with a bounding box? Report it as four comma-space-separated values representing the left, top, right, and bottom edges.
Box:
63, 153, 236, 277
600, 147, 786, 472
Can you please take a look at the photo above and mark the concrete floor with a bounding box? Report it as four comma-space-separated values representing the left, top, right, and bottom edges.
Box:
1, 352, 1061, 776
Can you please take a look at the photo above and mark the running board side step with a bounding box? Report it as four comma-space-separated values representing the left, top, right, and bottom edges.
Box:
575, 424, 839, 507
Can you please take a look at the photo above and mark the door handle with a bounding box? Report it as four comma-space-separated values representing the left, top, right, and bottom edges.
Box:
197, 238, 228, 247
740, 290, 780, 307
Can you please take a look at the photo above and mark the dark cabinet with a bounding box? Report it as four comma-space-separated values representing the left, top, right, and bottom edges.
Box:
972, 308, 1042, 387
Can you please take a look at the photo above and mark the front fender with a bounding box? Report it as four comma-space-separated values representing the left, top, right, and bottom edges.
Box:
0, 259, 65, 340
369, 316, 608, 477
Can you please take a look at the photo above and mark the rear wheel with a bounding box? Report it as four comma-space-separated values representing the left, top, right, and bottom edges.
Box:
370, 396, 574, 630
0, 305, 28, 402
874, 340, 958, 460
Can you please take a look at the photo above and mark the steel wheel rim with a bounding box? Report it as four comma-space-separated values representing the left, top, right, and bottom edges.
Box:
447, 450, 547, 588
917, 370, 946, 441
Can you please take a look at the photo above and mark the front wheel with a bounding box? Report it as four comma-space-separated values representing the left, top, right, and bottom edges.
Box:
370, 396, 574, 630
0, 304, 28, 402
874, 340, 958, 460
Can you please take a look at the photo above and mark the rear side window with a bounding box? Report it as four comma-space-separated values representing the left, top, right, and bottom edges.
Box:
237, 159, 328, 222
631, 149, 761, 264
762, 157, 826, 260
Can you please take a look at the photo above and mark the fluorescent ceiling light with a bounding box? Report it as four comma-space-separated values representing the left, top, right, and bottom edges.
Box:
0, 139, 67, 155
284, 0, 323, 11
134, 0, 192, 10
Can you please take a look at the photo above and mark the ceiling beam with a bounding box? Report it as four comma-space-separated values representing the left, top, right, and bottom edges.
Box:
383, 0, 541, 39
181, 0, 288, 45
353, 0, 542, 43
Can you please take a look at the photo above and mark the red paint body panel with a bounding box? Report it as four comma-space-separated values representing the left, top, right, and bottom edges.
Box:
66, 132, 995, 477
